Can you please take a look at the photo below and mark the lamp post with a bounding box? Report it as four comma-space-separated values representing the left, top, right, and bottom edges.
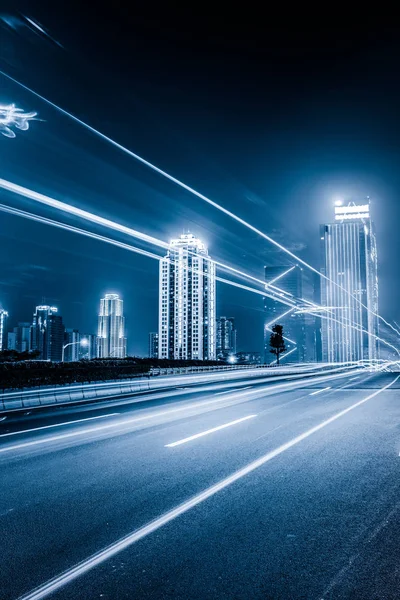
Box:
62, 338, 89, 362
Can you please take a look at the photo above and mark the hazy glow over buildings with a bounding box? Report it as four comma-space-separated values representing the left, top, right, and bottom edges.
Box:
320, 201, 379, 362
97, 293, 127, 358
159, 234, 216, 360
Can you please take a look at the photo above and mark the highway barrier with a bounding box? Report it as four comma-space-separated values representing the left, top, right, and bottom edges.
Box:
0, 363, 360, 413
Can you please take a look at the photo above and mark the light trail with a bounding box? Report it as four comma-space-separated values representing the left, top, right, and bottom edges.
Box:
0, 178, 170, 249
266, 266, 296, 286
0, 203, 165, 260
264, 308, 295, 330
165, 414, 257, 447
1, 69, 394, 339
0, 368, 363, 454
0, 194, 301, 308
0, 413, 120, 438
314, 307, 400, 357
0, 203, 294, 306
215, 276, 296, 306
16, 375, 399, 600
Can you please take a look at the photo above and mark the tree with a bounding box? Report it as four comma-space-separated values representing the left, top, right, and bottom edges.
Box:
269, 324, 286, 366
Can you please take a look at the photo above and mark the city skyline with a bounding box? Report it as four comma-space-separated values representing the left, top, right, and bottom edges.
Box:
0, 201, 389, 364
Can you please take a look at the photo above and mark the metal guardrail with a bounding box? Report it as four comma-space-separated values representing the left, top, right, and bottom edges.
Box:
0, 363, 357, 413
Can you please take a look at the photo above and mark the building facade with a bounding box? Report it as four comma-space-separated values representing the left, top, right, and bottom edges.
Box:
320, 201, 379, 363
148, 332, 159, 359
0, 308, 8, 352
216, 316, 237, 359
159, 234, 216, 360
31, 305, 65, 361
79, 334, 98, 360
15, 322, 31, 353
264, 266, 306, 364
7, 331, 16, 350
97, 293, 127, 358
64, 328, 80, 362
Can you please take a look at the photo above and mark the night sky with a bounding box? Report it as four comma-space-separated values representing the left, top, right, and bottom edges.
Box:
1, 7, 400, 355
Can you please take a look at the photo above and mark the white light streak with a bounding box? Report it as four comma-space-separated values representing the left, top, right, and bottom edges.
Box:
266, 266, 296, 286
0, 413, 120, 438
0, 203, 294, 307
165, 414, 257, 447
0, 368, 361, 454
264, 308, 295, 330
17, 375, 399, 600
0, 178, 169, 249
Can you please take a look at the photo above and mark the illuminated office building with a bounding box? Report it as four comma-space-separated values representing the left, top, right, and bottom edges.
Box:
159, 234, 216, 360
320, 201, 379, 362
31, 305, 65, 361
148, 332, 159, 359
97, 293, 127, 358
216, 316, 237, 359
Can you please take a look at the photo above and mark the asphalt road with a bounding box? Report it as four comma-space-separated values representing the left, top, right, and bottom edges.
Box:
2, 369, 400, 600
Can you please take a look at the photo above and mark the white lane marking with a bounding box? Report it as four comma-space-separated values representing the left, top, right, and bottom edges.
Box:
0, 414, 120, 438
215, 386, 252, 396
310, 387, 331, 396
165, 415, 257, 448
17, 375, 399, 600
349, 377, 360, 381
0, 391, 262, 454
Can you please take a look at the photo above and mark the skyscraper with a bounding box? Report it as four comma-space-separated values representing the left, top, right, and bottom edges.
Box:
148, 332, 159, 358
159, 233, 216, 360
31, 305, 65, 361
0, 308, 8, 352
216, 316, 237, 359
97, 293, 127, 358
320, 201, 379, 363
264, 266, 306, 364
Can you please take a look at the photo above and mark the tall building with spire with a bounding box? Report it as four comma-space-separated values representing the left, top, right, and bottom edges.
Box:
97, 293, 127, 358
320, 200, 379, 363
159, 234, 216, 360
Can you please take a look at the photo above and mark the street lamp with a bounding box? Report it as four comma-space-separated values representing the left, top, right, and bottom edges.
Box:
62, 338, 89, 362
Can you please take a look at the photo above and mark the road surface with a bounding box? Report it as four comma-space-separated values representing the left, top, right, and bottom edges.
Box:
2, 369, 400, 599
